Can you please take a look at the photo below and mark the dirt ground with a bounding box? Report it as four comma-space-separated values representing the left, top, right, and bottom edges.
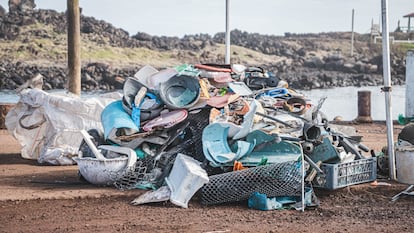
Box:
1, 122, 414, 233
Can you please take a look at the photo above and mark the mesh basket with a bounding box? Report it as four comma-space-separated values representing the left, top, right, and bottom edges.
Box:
201, 160, 303, 205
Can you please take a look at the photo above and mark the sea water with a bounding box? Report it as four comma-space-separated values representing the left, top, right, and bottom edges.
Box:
300, 85, 406, 121
0, 85, 406, 121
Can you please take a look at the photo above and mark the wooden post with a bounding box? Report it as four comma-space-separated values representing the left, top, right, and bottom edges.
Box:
0, 104, 15, 129
67, 0, 81, 96
356, 90, 373, 123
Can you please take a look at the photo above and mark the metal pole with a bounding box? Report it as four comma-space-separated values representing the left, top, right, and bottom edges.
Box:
351, 9, 354, 57
67, 0, 81, 96
381, 0, 396, 180
406, 50, 414, 118
225, 0, 230, 64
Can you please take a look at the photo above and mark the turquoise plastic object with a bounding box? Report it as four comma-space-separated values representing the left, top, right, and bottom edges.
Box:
168, 88, 197, 107
246, 129, 275, 144
101, 100, 139, 140
202, 123, 254, 167
224, 130, 302, 166
308, 137, 340, 163
248, 192, 283, 211
237, 141, 302, 166
248, 188, 314, 211
233, 99, 258, 140
174, 64, 201, 77
398, 114, 414, 125
135, 148, 146, 159
159, 75, 200, 109
131, 104, 141, 128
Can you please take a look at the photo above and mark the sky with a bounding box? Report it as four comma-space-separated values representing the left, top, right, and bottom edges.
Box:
1, 0, 414, 37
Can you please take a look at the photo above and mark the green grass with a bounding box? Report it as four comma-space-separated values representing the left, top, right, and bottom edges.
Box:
398, 43, 414, 51
392, 42, 414, 55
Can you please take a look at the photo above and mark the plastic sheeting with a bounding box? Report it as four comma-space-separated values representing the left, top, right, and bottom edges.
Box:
5, 89, 121, 165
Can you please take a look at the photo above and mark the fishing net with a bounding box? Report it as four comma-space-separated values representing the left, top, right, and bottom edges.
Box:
201, 160, 303, 205
111, 155, 156, 190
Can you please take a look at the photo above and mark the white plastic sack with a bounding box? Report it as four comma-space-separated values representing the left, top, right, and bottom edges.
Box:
5, 89, 121, 165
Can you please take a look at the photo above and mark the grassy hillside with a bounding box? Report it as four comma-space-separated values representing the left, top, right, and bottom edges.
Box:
0, 21, 288, 69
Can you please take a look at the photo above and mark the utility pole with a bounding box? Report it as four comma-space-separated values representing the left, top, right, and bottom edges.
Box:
351, 8, 355, 57
67, 0, 81, 96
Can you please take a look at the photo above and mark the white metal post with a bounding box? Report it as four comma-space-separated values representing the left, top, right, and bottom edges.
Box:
406, 50, 414, 117
225, 0, 231, 64
381, 0, 396, 180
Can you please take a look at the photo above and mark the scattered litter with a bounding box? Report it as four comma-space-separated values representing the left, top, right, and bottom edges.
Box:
370, 180, 391, 186
131, 186, 171, 205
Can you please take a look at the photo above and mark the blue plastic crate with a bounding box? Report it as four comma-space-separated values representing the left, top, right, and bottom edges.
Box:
313, 157, 377, 190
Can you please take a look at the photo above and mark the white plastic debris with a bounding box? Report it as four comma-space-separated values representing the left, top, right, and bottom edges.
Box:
5, 88, 120, 165
131, 186, 171, 205
73, 144, 137, 185
165, 153, 209, 208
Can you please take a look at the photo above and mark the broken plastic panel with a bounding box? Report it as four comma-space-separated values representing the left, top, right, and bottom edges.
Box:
142, 109, 188, 132
133, 65, 159, 87
228, 81, 253, 96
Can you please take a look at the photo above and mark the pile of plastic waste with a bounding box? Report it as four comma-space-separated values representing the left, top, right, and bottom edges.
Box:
5, 63, 376, 211
73, 63, 376, 211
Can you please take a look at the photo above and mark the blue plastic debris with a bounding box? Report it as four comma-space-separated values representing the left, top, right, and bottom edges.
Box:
101, 100, 139, 141
248, 187, 314, 211
248, 192, 283, 211
256, 88, 290, 99
202, 123, 254, 166
233, 130, 302, 166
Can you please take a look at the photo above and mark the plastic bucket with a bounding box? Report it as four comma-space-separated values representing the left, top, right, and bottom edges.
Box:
395, 145, 414, 184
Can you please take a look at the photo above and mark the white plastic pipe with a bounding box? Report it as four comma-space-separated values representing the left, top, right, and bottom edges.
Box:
80, 130, 105, 160
381, 0, 396, 180
406, 50, 414, 117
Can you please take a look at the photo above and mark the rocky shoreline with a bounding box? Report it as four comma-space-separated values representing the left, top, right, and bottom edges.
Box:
0, 0, 410, 91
